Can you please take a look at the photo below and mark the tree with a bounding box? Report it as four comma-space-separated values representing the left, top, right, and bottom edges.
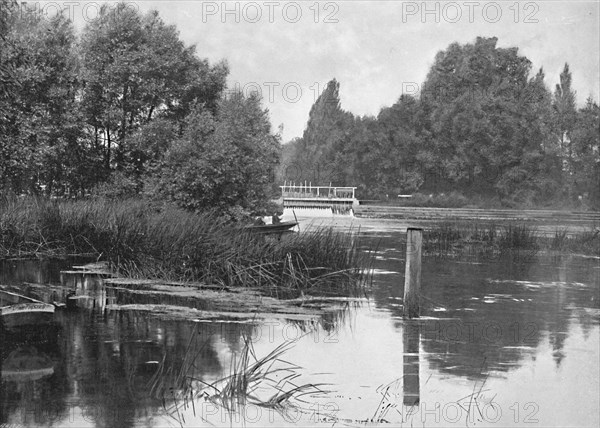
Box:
553, 64, 578, 168
0, 0, 20, 189
0, 1, 18, 103
79, 4, 228, 174
374, 95, 425, 196
0, 6, 87, 194
291, 79, 354, 185
571, 98, 600, 207
151, 93, 281, 217
419, 37, 555, 203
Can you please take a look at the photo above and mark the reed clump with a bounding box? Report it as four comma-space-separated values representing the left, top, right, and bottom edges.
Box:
149, 333, 327, 427
548, 226, 599, 255
0, 196, 369, 293
423, 221, 599, 260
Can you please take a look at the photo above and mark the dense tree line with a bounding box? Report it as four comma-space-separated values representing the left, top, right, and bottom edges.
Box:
3, 5, 597, 212
0, 1, 280, 217
282, 37, 599, 209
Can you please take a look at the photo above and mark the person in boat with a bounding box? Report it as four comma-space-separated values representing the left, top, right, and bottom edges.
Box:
272, 212, 281, 224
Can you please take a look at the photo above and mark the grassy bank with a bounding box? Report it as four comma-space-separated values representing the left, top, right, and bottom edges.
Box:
0, 196, 369, 294
423, 221, 599, 259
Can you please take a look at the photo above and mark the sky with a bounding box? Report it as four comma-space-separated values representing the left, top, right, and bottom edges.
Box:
35, 0, 600, 141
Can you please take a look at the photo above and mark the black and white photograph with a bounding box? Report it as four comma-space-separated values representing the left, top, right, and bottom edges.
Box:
1, 1, 599, 426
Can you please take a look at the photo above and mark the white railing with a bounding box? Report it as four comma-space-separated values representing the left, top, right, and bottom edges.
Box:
280, 182, 356, 200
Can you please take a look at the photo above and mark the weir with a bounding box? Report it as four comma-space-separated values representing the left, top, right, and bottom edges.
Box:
280, 182, 358, 216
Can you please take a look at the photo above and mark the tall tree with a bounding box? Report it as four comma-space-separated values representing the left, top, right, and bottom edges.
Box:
1, 0, 22, 191
420, 37, 554, 203
0, 6, 86, 194
151, 93, 281, 216
79, 4, 228, 174
291, 79, 353, 185
364, 95, 425, 197
554, 64, 577, 167
571, 98, 600, 207
552, 63, 578, 194
0, 1, 18, 103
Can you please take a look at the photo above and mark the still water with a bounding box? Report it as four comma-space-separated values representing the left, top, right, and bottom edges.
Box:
0, 225, 599, 427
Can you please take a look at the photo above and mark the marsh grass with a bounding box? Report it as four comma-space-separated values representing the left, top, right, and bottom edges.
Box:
549, 226, 599, 255
0, 196, 370, 293
422, 221, 598, 260
209, 336, 328, 412
149, 331, 328, 426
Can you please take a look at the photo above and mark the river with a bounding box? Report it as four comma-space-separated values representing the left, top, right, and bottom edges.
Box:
0, 218, 599, 427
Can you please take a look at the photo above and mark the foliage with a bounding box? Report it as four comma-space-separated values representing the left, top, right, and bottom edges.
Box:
284, 79, 353, 186
0, 2, 237, 207
570, 98, 600, 208
0, 197, 368, 293
149, 93, 281, 217
283, 38, 599, 209
0, 6, 89, 194
2, 10, 599, 213
78, 3, 228, 174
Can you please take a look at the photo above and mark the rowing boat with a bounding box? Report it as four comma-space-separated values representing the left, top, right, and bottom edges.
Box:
245, 221, 298, 235
1, 346, 54, 382
0, 289, 55, 328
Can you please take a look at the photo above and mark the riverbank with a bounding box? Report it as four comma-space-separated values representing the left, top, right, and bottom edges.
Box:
0, 197, 369, 295
290, 215, 600, 258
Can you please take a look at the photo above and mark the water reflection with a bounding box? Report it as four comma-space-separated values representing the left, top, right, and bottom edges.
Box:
0, 228, 598, 427
0, 259, 70, 286
402, 321, 420, 406
365, 231, 599, 381
1, 307, 261, 427
0, 323, 65, 426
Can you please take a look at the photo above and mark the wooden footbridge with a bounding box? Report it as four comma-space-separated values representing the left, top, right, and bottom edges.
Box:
280, 183, 359, 215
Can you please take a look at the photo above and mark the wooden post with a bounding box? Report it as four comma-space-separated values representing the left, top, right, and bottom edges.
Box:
403, 228, 422, 318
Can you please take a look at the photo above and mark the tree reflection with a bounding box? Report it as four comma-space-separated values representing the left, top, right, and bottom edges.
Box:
0, 323, 67, 426
1, 257, 354, 427
368, 232, 600, 380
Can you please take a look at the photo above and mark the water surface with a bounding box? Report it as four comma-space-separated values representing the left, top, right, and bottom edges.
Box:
1, 224, 598, 427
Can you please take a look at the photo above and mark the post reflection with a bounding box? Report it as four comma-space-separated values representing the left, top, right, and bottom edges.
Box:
403, 321, 420, 407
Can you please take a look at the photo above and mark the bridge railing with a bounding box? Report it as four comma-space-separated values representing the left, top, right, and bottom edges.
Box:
280, 185, 356, 200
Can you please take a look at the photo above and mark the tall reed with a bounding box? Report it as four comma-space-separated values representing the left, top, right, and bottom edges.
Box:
0, 196, 370, 293
149, 332, 328, 426
421, 220, 597, 260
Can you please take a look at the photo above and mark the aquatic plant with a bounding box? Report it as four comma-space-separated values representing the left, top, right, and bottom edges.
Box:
149, 332, 329, 427
551, 228, 570, 251
440, 221, 599, 259
0, 196, 371, 293
548, 225, 600, 255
